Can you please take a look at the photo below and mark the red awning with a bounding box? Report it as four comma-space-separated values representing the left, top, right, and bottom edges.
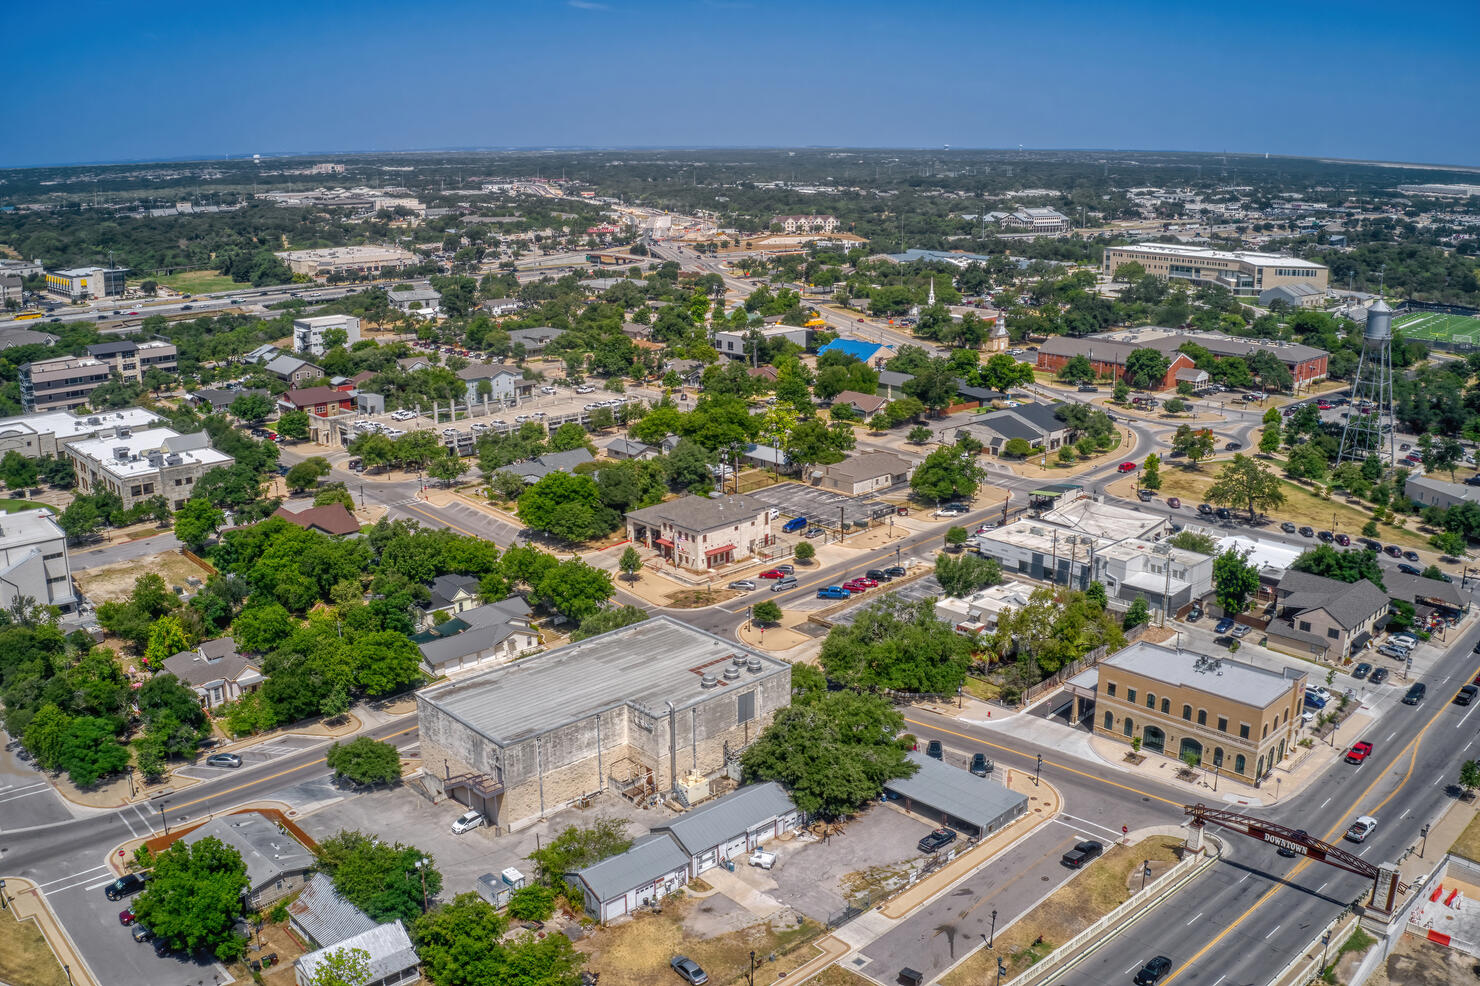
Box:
704, 544, 736, 557
654, 537, 674, 548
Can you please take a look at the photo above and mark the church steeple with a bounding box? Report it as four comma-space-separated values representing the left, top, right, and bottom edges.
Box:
927, 277, 936, 306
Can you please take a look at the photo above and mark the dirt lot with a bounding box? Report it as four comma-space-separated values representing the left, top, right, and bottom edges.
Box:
224, 919, 305, 986
1370, 929, 1479, 986
578, 894, 823, 986
941, 835, 1187, 985
0, 907, 68, 986
74, 550, 213, 605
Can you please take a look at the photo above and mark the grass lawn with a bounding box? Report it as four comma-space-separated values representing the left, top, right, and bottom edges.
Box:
579, 894, 823, 986
941, 836, 1188, 986
0, 908, 69, 986
0, 500, 55, 514
810, 967, 877, 986
1116, 464, 1431, 550
1449, 807, 1480, 862
963, 676, 1001, 702
150, 269, 242, 295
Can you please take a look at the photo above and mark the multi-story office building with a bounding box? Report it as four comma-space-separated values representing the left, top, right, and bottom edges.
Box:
65, 426, 234, 511
19, 356, 114, 412
0, 407, 160, 459
770, 215, 839, 234
44, 267, 127, 301
292, 315, 361, 356
0, 508, 76, 613
276, 246, 416, 278
1002, 207, 1072, 234
1103, 243, 1328, 297
1083, 641, 1306, 785
84, 340, 178, 381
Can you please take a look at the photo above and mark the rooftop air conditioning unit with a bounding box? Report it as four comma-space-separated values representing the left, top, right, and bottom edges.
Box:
113, 446, 131, 460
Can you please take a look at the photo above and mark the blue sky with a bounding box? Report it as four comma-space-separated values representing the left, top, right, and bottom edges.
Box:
9, 0, 1478, 168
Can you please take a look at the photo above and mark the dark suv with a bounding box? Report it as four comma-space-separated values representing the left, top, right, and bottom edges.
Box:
866, 569, 892, 582
1403, 683, 1427, 705
105, 873, 147, 901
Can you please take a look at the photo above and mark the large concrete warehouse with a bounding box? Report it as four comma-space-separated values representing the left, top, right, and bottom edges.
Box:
416, 616, 791, 832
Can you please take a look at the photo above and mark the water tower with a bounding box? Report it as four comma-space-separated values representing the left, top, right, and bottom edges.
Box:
1336, 299, 1396, 465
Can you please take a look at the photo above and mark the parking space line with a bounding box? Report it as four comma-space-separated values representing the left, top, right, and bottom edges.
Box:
1056, 812, 1125, 839
38, 866, 107, 890
85, 876, 119, 891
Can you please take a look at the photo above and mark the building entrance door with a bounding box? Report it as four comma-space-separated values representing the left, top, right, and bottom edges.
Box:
1142, 726, 1165, 754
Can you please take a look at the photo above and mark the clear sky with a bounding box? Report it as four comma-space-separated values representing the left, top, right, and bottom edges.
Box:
10, 0, 1478, 168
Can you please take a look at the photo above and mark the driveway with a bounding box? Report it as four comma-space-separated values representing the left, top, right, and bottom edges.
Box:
767, 805, 936, 922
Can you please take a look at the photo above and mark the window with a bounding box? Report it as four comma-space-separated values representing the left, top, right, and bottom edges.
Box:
1197, 709, 1207, 726
1213, 747, 1224, 766
1327, 628, 1339, 639
1239, 723, 1250, 740
1262, 723, 1269, 739
1104, 711, 1113, 729
1298, 620, 1311, 632
1127, 688, 1137, 705
1124, 717, 1134, 737
1106, 683, 1117, 698
1218, 716, 1228, 732
1162, 698, 1171, 715
1235, 754, 1246, 774
1181, 704, 1192, 721
737, 691, 755, 724
1146, 692, 1155, 710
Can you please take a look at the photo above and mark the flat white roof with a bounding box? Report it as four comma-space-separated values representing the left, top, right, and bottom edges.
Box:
0, 508, 64, 549
0, 408, 160, 443
1116, 242, 1325, 270
1106, 640, 1304, 709
1040, 497, 1167, 541
68, 427, 232, 479
1215, 534, 1303, 577
974, 519, 1109, 557
1095, 537, 1207, 567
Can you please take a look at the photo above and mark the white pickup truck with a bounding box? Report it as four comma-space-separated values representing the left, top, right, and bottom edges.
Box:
748, 849, 777, 870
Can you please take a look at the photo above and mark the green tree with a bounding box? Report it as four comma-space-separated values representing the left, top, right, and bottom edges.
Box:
911, 444, 983, 501
228, 392, 274, 422
1213, 549, 1261, 615
143, 615, 191, 665
1002, 437, 1035, 459
820, 596, 973, 693
741, 690, 916, 819
276, 409, 311, 440
1460, 760, 1480, 801
507, 885, 557, 922
1085, 580, 1108, 609
285, 457, 332, 492
325, 737, 403, 787
568, 604, 648, 641
1171, 425, 1215, 466
233, 601, 293, 653
1284, 444, 1329, 482
172, 498, 224, 550
752, 600, 783, 626
1206, 454, 1286, 521
618, 545, 643, 582
934, 552, 1003, 598
1290, 545, 1386, 591
318, 830, 442, 924
1123, 349, 1170, 390
517, 472, 605, 541
1113, 380, 1130, 403
412, 893, 585, 986
908, 425, 933, 445
533, 558, 614, 623
427, 453, 465, 487
944, 525, 969, 549
529, 817, 632, 892
0, 450, 39, 490
1122, 596, 1151, 630
1259, 421, 1282, 456
793, 541, 816, 563
354, 631, 423, 696
903, 357, 959, 416
1168, 530, 1218, 553
1056, 354, 1096, 383
132, 836, 249, 960
1431, 530, 1468, 557
1162, 397, 1187, 415
302, 946, 373, 986
1141, 452, 1162, 491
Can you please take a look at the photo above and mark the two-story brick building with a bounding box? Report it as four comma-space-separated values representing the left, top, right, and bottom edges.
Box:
625, 494, 772, 572
1080, 641, 1306, 784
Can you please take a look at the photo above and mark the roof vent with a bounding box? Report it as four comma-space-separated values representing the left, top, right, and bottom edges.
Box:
747, 658, 764, 674
113, 446, 131, 460
731, 655, 745, 668
87, 416, 101, 425
700, 673, 718, 689
118, 427, 131, 438
723, 666, 741, 682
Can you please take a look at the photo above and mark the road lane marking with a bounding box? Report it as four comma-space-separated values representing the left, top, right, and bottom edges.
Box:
1320, 797, 1332, 809
1386, 730, 1398, 742
1265, 924, 1281, 939
1186, 912, 1203, 926
903, 717, 1183, 808
1460, 703, 1478, 729
1057, 812, 1125, 838
1400, 808, 1410, 819
85, 876, 118, 891
1160, 659, 1479, 985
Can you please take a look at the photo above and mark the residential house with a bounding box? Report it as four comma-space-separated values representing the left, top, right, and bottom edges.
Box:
481, 298, 522, 317
626, 493, 773, 571
286, 873, 376, 950
272, 504, 361, 537
161, 637, 263, 709
830, 390, 888, 418
1266, 571, 1390, 661
944, 402, 1071, 454
456, 364, 533, 404
507, 326, 566, 353
188, 387, 271, 413
934, 581, 1038, 632
414, 573, 483, 629
506, 448, 595, 484
605, 437, 657, 460
412, 597, 539, 676
180, 813, 315, 908
817, 451, 914, 495
277, 386, 356, 416
262, 355, 323, 388
663, 359, 704, 386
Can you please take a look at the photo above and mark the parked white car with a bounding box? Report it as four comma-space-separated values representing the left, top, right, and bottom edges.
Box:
748, 849, 777, 869
451, 810, 485, 835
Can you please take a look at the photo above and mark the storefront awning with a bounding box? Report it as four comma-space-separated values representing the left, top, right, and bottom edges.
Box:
654, 537, 674, 548
704, 544, 736, 557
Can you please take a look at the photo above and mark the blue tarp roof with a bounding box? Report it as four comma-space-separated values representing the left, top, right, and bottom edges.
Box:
817, 338, 885, 363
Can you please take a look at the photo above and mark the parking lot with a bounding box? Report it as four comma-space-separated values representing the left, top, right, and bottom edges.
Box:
766, 805, 936, 922
747, 482, 897, 528
825, 573, 942, 626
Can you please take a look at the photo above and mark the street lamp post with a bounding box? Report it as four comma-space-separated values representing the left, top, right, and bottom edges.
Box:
1141, 859, 1151, 892
988, 908, 997, 949
1421, 823, 1430, 859
747, 950, 756, 986
0, 879, 7, 911
158, 800, 169, 836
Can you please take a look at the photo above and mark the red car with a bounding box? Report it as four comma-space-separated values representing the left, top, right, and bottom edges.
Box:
758, 569, 786, 579
849, 577, 879, 588
1344, 741, 1373, 765
119, 907, 136, 926
842, 580, 868, 593
1117, 462, 1137, 473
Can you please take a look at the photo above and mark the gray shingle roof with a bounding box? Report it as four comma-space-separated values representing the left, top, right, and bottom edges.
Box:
823, 451, 913, 483
508, 448, 595, 481
883, 752, 1027, 832
652, 782, 797, 856
1278, 571, 1390, 629
626, 493, 767, 534
572, 832, 689, 902
287, 873, 376, 948
180, 813, 315, 893
427, 574, 481, 609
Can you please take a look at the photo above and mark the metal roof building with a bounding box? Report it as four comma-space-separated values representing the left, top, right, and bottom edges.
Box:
286, 873, 376, 949
293, 920, 419, 986
884, 752, 1028, 839
569, 833, 692, 922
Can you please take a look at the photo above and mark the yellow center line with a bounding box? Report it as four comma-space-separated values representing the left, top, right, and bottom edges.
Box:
1160, 671, 1466, 984
163, 725, 418, 815
904, 716, 1183, 808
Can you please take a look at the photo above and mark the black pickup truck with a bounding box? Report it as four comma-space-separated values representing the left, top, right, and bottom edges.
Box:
1061, 840, 1105, 869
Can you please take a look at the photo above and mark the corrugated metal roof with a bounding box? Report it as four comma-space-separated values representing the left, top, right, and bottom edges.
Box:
573, 832, 690, 902
652, 782, 796, 856
287, 873, 376, 948
295, 920, 418, 983
418, 616, 787, 745
884, 753, 1027, 831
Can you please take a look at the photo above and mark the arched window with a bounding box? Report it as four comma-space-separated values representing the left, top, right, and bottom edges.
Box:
1262, 722, 1269, 739
1257, 755, 1266, 777
1146, 692, 1156, 710
1234, 754, 1246, 775
1124, 717, 1134, 737
1104, 711, 1113, 730
1197, 709, 1208, 726
1182, 704, 1192, 721
1213, 747, 1224, 766
1161, 698, 1171, 714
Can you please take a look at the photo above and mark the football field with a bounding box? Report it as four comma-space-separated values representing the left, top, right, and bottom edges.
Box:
1394, 309, 1480, 345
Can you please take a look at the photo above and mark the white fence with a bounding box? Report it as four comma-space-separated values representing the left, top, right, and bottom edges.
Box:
1000, 836, 1222, 986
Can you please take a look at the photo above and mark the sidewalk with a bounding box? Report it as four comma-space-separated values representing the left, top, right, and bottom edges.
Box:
2, 878, 98, 986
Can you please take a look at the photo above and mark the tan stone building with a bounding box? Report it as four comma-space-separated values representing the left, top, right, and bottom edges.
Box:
1078, 641, 1306, 784
626, 493, 772, 572
1103, 242, 1329, 297
416, 617, 791, 832
1265, 571, 1390, 662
